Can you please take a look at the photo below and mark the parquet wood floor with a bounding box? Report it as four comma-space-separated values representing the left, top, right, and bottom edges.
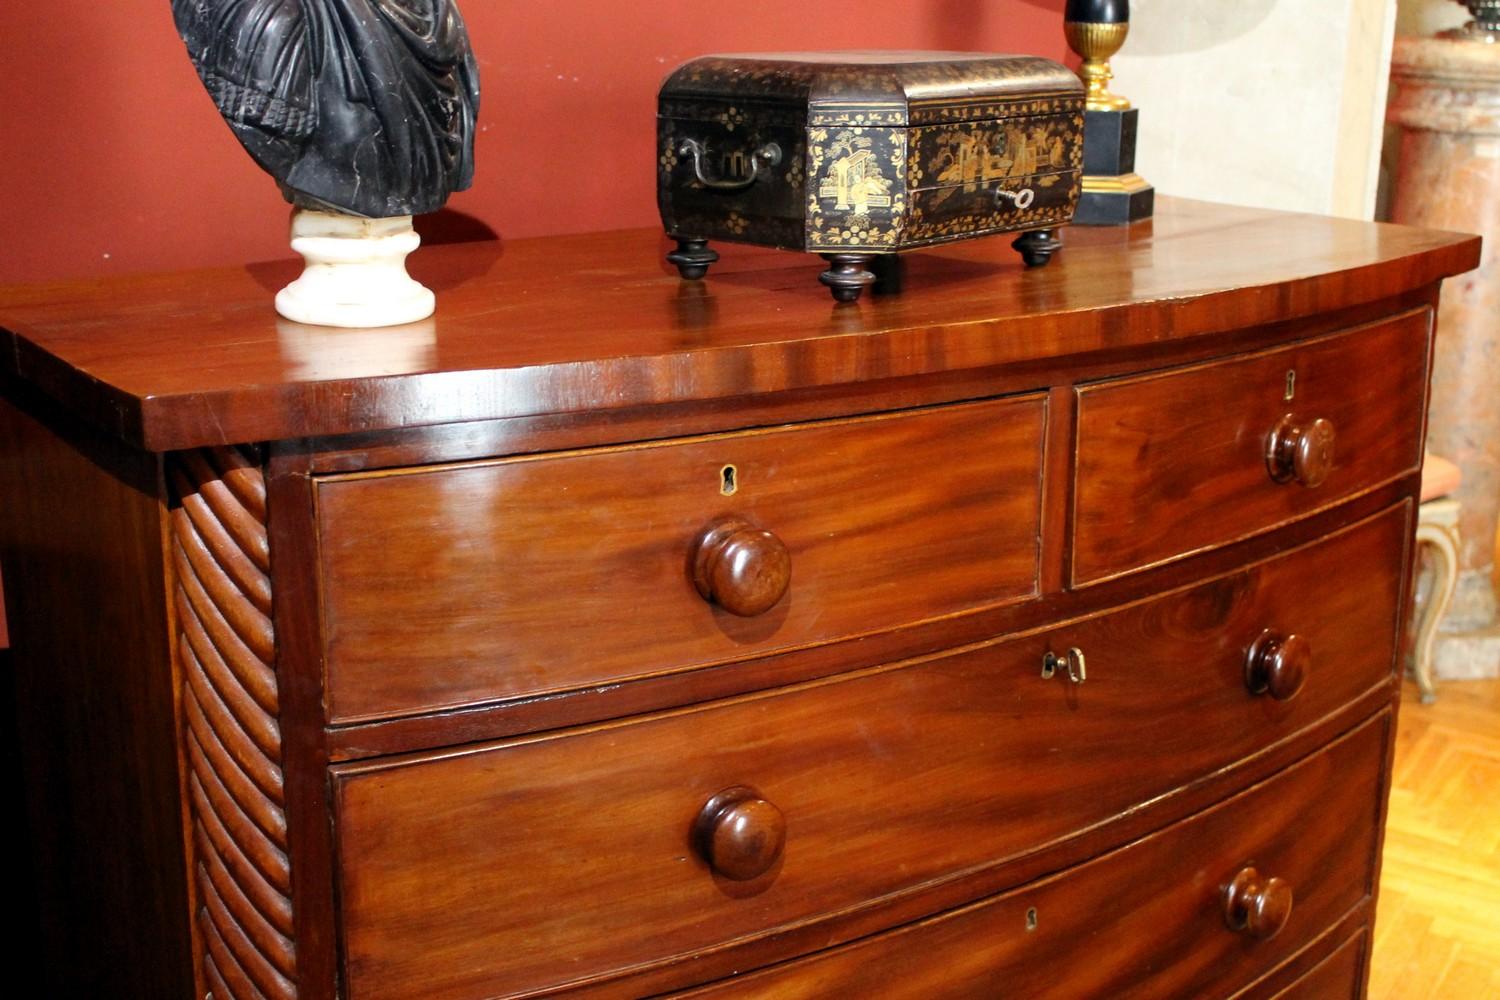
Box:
1370, 679, 1500, 999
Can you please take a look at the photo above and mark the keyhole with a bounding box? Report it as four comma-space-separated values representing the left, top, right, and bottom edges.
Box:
720, 464, 738, 496
1025, 907, 1039, 932
1284, 370, 1297, 402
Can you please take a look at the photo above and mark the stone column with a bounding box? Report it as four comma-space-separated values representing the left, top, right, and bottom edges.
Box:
1388, 31, 1500, 676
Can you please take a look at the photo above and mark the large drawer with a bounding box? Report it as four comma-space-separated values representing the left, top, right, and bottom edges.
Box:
670, 715, 1387, 999
1240, 927, 1367, 999
1072, 309, 1429, 585
315, 396, 1046, 723
330, 504, 1407, 1000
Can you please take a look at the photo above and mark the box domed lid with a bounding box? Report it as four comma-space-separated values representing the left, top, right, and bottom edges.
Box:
660, 51, 1083, 125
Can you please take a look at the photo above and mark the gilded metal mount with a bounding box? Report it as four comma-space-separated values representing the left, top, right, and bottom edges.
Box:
1065, 20, 1132, 111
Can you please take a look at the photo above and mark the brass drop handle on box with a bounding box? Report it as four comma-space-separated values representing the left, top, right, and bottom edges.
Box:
678, 139, 783, 192
1042, 647, 1087, 684
692, 517, 791, 617
1224, 866, 1294, 940
1245, 631, 1309, 701
996, 187, 1037, 210
1266, 415, 1336, 488
694, 786, 786, 881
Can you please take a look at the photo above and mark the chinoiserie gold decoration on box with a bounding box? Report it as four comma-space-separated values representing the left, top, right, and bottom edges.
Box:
657, 52, 1085, 302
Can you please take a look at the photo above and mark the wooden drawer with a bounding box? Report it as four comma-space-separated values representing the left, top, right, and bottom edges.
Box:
315, 396, 1045, 723
1239, 928, 1367, 1000
1072, 309, 1429, 585
668, 715, 1387, 999
330, 505, 1406, 1000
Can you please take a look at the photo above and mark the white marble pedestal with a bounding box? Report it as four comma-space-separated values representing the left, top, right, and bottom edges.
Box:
275, 210, 435, 328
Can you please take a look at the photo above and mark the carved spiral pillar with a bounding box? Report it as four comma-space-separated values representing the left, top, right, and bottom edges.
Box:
169, 447, 297, 1000
1389, 33, 1500, 676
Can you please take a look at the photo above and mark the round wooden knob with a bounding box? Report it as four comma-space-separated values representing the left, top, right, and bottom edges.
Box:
1224, 867, 1293, 940
1245, 631, 1310, 701
1266, 415, 1336, 488
694, 786, 786, 881
692, 517, 791, 617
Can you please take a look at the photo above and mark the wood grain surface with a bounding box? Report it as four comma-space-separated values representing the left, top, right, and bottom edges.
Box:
321, 480, 1415, 761
0, 389, 194, 996
329, 505, 1406, 1000
316, 396, 1044, 722
1233, 912, 1370, 1000
0, 198, 1467, 1000
1072, 309, 1431, 584
663, 713, 1389, 999
1262, 928, 1367, 999
0, 198, 1478, 451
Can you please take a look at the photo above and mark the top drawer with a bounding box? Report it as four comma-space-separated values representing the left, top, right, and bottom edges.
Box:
316, 396, 1045, 723
1071, 309, 1430, 585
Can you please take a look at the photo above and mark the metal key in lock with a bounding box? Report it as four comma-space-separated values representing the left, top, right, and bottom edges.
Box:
1041, 647, 1086, 684
996, 187, 1037, 210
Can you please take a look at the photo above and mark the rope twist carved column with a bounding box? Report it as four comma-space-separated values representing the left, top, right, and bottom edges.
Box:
169, 447, 297, 1000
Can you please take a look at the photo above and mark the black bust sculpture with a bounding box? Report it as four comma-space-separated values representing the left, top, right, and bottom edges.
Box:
171, 1, 481, 219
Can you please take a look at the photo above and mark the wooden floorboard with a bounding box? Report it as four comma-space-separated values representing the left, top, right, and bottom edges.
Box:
1370, 678, 1500, 1000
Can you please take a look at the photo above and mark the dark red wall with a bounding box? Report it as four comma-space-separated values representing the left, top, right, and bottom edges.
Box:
0, 2, 1067, 283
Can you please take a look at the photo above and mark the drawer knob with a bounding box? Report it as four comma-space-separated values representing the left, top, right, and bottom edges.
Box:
694, 786, 786, 881
1245, 630, 1309, 701
692, 517, 791, 617
1266, 415, 1336, 488
1224, 866, 1293, 940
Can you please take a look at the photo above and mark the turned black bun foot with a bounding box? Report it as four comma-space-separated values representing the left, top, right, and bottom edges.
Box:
1012, 228, 1063, 268
819, 253, 878, 303
667, 237, 719, 280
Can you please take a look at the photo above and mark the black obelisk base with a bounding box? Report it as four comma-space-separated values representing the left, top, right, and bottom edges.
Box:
1074, 108, 1155, 226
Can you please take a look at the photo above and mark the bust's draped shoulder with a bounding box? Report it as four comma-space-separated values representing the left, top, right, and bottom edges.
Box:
172, 0, 480, 218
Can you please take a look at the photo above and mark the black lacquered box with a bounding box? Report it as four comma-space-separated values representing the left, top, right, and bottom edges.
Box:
657, 51, 1085, 300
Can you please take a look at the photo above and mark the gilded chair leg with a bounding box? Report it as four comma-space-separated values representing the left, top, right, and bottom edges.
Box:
1412, 500, 1461, 704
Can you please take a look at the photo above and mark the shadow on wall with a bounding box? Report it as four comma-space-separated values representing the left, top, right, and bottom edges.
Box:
1103, 0, 1279, 55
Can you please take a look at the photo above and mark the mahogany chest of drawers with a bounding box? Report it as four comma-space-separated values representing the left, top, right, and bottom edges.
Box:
0, 198, 1479, 999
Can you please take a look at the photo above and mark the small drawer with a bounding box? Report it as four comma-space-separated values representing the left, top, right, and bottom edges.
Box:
669, 715, 1387, 999
1071, 309, 1429, 585
330, 505, 1406, 1000
315, 396, 1045, 723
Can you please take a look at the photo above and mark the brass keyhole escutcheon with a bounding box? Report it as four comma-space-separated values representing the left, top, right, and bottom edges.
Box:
720, 464, 738, 496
